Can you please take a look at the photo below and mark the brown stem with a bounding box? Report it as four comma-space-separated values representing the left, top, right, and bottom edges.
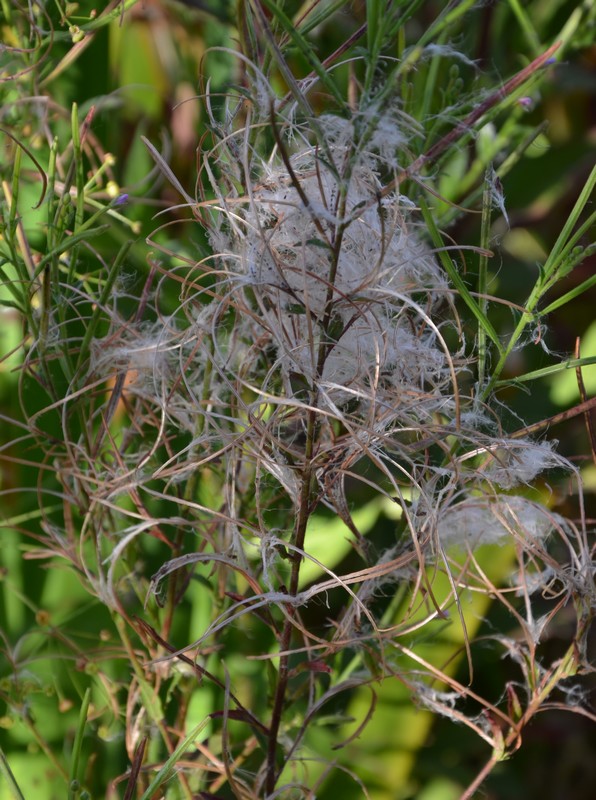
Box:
460, 754, 499, 800
265, 405, 317, 794
265, 208, 349, 793
380, 40, 562, 200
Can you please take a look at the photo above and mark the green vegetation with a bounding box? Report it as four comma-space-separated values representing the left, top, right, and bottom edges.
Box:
1, 2, 595, 798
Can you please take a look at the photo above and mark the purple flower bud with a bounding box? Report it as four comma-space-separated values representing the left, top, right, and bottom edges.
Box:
517, 96, 534, 110
114, 193, 129, 206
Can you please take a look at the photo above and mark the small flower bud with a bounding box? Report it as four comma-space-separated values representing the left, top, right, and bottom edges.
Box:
69, 25, 84, 43
517, 96, 534, 110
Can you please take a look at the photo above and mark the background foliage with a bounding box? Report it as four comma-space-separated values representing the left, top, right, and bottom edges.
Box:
1, 1, 595, 799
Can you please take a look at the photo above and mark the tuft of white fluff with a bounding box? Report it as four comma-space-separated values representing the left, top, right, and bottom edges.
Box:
437, 495, 561, 548
233, 121, 451, 408
243, 164, 446, 312
482, 440, 566, 489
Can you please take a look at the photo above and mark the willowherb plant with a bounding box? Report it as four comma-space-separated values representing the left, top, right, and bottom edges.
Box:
1, 1, 595, 798
133, 36, 594, 800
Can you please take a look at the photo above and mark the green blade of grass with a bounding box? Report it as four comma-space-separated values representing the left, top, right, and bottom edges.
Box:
139, 719, 210, 800
0, 747, 26, 800
34, 224, 111, 274
495, 355, 596, 386
541, 263, 596, 315
297, 0, 350, 36
396, 0, 477, 70
506, 0, 542, 57
477, 167, 493, 387
68, 688, 91, 800
257, 0, 347, 110
481, 164, 596, 399
420, 198, 504, 355
76, 239, 135, 374
0, 264, 26, 311
540, 164, 596, 284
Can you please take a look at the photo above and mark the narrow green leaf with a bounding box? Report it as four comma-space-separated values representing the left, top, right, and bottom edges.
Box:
35, 224, 111, 274
540, 164, 596, 283
68, 688, 91, 800
0, 264, 26, 309
543, 215, 596, 289
0, 746, 26, 800
477, 167, 493, 387
297, 0, 351, 36
481, 166, 596, 399
541, 265, 596, 315
139, 719, 210, 800
495, 355, 596, 386
258, 0, 346, 109
306, 237, 331, 249
76, 239, 134, 373
506, 0, 542, 56
420, 198, 504, 355
366, 0, 382, 54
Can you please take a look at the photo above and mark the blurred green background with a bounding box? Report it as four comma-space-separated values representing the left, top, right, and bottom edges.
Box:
1, 1, 595, 798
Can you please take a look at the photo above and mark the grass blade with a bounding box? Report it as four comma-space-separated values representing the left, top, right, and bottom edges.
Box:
68, 688, 91, 800
139, 720, 210, 800
0, 747, 26, 800
420, 198, 504, 355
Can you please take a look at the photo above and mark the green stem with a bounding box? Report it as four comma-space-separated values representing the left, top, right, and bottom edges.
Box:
477, 168, 493, 388
68, 688, 91, 800
0, 746, 26, 800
